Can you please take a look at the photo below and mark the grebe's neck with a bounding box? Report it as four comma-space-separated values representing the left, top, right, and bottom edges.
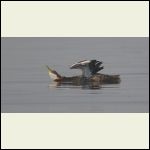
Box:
81, 66, 92, 78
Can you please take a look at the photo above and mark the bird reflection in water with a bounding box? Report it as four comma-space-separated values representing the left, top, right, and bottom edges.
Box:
49, 81, 102, 90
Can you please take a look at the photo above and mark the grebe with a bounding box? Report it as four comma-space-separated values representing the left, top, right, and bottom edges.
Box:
46, 59, 120, 85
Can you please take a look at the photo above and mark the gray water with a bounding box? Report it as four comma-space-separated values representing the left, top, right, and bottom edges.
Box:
1, 37, 149, 113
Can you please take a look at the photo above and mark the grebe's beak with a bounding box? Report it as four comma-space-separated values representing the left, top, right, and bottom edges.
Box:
70, 63, 82, 69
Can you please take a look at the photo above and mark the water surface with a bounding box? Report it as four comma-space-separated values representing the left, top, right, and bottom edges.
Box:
1, 37, 149, 112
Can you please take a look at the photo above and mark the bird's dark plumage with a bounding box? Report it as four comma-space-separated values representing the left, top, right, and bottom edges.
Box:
89, 60, 104, 74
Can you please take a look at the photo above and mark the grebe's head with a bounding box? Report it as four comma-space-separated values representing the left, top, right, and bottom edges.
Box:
70, 60, 104, 78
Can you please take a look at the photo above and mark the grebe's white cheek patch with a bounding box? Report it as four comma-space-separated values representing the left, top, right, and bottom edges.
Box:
80, 60, 91, 65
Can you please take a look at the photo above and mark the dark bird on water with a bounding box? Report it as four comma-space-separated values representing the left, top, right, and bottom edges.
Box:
46, 59, 121, 86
